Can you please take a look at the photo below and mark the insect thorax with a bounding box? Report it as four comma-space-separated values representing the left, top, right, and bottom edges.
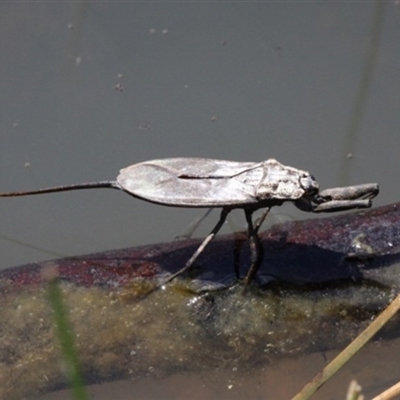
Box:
253, 159, 317, 201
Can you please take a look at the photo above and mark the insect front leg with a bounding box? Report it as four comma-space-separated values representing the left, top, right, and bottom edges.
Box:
296, 183, 379, 213
311, 199, 372, 213
318, 183, 379, 201
312, 183, 379, 213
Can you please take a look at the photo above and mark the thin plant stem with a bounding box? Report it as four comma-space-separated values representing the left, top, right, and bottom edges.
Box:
292, 293, 400, 400
372, 380, 400, 400
47, 278, 88, 400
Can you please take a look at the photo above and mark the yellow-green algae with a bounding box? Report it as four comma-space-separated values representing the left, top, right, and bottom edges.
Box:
0, 277, 397, 399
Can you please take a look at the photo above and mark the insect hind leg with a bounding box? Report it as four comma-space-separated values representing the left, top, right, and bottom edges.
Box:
159, 208, 231, 287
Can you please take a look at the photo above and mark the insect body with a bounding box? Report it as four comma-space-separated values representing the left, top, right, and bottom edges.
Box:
0, 158, 379, 287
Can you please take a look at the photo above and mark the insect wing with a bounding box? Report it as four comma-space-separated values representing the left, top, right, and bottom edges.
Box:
143, 158, 258, 178
117, 158, 262, 207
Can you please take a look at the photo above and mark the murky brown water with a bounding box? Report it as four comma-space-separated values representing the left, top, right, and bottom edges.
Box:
1, 278, 399, 400
34, 337, 400, 400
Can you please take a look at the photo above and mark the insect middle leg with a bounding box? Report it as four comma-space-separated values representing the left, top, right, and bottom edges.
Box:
160, 207, 231, 286
254, 207, 270, 234
242, 209, 265, 289
233, 207, 270, 279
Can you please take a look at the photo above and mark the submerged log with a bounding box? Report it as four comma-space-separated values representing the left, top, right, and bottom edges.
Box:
1, 202, 400, 399
2, 202, 400, 290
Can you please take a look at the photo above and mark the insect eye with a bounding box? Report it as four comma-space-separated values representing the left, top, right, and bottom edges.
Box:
300, 175, 319, 194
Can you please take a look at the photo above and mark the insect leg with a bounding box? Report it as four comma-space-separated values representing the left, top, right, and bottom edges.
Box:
311, 183, 379, 212
174, 208, 213, 240
243, 209, 264, 290
312, 199, 372, 212
318, 183, 379, 201
254, 207, 270, 234
233, 207, 270, 279
160, 208, 231, 285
